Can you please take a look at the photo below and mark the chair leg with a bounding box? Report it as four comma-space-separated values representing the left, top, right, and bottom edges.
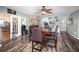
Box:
44, 41, 48, 51
55, 41, 57, 51
32, 41, 34, 52
29, 39, 30, 43
40, 44, 43, 52
29, 36, 31, 43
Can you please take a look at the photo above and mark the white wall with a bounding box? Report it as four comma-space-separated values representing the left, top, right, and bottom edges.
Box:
39, 16, 67, 32
17, 17, 21, 36
0, 6, 7, 13
26, 16, 29, 30
66, 10, 79, 39
16, 12, 29, 30
59, 16, 67, 31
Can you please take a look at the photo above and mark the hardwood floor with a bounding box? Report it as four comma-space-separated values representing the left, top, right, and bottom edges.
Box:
58, 31, 79, 52
0, 32, 79, 52
0, 35, 29, 52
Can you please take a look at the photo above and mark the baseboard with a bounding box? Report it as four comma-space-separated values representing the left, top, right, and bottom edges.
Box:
67, 32, 79, 40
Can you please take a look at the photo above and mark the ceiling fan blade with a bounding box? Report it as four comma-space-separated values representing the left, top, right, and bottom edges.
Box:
47, 12, 52, 13
47, 9, 52, 11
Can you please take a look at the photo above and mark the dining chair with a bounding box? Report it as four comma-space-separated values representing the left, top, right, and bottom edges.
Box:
29, 25, 38, 43
45, 25, 58, 51
29, 26, 33, 43
31, 27, 47, 52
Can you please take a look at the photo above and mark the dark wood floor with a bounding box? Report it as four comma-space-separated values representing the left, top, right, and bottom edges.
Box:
0, 31, 79, 52
58, 31, 79, 52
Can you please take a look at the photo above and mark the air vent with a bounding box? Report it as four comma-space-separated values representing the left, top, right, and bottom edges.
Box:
7, 8, 16, 15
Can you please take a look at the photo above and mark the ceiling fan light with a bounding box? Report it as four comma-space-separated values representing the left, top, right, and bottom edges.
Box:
42, 11, 46, 14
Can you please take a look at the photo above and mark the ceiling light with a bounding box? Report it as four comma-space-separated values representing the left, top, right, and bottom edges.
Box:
42, 11, 46, 14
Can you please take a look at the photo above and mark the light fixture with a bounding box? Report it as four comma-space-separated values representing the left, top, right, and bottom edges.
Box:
42, 11, 46, 15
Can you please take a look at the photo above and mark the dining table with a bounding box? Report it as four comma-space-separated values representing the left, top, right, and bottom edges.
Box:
42, 27, 55, 36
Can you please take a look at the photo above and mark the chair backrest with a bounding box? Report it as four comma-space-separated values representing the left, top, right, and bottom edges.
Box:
54, 25, 58, 40
29, 25, 38, 33
29, 26, 34, 34
31, 27, 43, 42
55, 25, 58, 33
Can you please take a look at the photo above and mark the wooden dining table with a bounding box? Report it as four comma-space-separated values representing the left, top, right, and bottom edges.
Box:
42, 31, 55, 37
41, 27, 55, 36
42, 31, 51, 36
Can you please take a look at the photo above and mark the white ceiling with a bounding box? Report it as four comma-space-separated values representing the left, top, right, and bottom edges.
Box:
6, 6, 79, 16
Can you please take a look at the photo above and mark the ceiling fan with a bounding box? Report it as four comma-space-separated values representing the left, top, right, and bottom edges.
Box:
36, 6, 52, 15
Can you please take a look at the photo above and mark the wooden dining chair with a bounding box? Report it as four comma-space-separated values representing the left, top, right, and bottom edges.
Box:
29, 26, 33, 43
29, 25, 38, 43
31, 27, 47, 52
45, 25, 58, 51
